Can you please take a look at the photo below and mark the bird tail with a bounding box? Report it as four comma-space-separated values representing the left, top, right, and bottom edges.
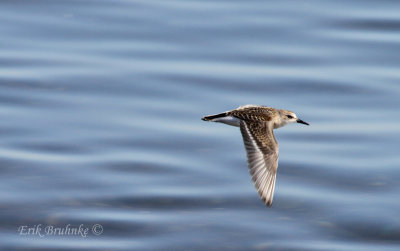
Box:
201, 112, 228, 121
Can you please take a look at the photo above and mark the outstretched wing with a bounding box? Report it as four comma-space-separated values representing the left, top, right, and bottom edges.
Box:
239, 120, 279, 207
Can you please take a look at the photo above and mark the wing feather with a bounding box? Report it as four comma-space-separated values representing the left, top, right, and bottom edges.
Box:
239, 120, 279, 207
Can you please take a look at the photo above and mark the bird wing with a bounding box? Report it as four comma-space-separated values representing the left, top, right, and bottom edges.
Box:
239, 120, 279, 207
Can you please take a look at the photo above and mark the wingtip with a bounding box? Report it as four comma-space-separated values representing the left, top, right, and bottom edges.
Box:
260, 196, 273, 208
263, 197, 273, 207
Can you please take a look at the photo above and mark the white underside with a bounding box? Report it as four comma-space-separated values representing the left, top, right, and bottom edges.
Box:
211, 116, 240, 127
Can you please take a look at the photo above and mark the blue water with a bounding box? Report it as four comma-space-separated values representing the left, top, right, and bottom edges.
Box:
1, 0, 400, 250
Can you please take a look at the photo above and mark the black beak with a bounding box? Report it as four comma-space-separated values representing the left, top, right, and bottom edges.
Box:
297, 119, 309, 126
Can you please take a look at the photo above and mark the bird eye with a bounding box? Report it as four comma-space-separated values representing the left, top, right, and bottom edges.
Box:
286, 115, 293, 119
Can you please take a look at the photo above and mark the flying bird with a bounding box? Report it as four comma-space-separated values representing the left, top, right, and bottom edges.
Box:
202, 105, 309, 207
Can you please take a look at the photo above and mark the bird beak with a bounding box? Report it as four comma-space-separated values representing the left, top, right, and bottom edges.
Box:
297, 119, 309, 126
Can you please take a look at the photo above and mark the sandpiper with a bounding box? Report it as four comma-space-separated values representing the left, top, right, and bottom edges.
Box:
202, 105, 309, 207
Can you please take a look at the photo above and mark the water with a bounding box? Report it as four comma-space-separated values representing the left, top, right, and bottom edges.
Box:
1, 0, 400, 250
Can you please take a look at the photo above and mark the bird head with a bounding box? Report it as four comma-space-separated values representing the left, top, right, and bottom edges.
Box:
275, 109, 309, 128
